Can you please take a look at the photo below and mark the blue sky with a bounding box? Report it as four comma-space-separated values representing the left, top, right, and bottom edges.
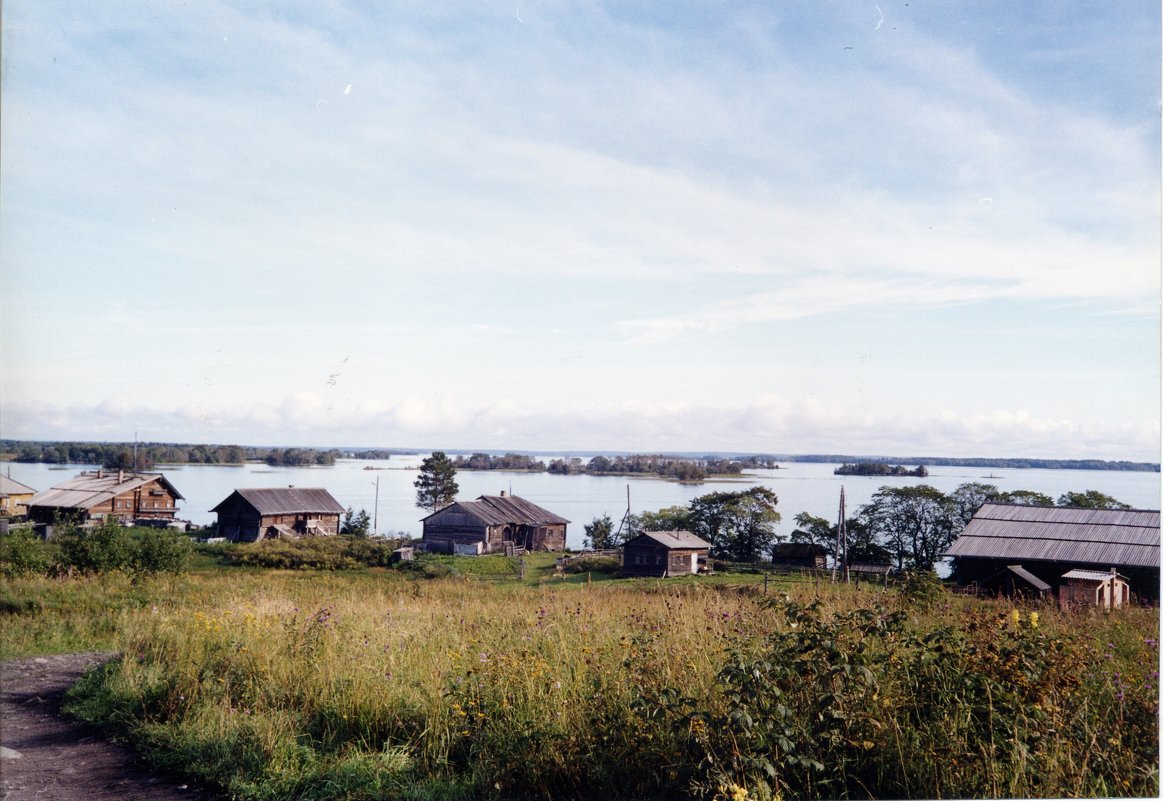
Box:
1, 1, 1159, 460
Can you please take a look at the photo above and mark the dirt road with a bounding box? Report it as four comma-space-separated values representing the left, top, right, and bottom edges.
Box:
1, 653, 220, 801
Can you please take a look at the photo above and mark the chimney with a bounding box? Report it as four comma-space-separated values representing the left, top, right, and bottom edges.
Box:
96, 469, 103, 479
500, 490, 506, 497
118, 470, 125, 483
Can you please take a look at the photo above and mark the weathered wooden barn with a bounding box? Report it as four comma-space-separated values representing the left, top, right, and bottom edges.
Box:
421, 493, 568, 554
0, 475, 37, 518
211, 487, 345, 542
946, 503, 1160, 601
27, 470, 183, 528
621, 530, 711, 578
771, 542, 828, 569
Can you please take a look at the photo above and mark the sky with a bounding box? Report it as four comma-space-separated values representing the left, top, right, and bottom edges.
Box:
1, 1, 1160, 461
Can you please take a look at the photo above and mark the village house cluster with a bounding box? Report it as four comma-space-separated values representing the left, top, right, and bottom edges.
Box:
4, 469, 1159, 604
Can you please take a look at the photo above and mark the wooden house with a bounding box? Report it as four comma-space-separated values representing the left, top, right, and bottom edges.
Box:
211, 487, 345, 542
1058, 568, 1131, 610
27, 470, 183, 528
0, 475, 37, 518
621, 530, 711, 578
946, 503, 1160, 601
772, 542, 828, 569
421, 492, 568, 554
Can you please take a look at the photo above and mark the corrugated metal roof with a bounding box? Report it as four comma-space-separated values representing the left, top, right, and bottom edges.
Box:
211, 488, 345, 515
0, 476, 37, 496
946, 503, 1160, 568
1062, 569, 1124, 582
28, 471, 184, 511
425, 495, 570, 527
630, 530, 712, 550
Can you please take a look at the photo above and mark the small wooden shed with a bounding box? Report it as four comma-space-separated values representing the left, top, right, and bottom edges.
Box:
772, 542, 827, 569
621, 530, 711, 578
1058, 568, 1131, 610
211, 487, 345, 542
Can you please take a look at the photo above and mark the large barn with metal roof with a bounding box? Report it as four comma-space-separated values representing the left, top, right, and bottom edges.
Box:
421, 492, 568, 554
945, 503, 1160, 601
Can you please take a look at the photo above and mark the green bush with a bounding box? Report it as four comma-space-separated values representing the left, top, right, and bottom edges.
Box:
220, 536, 406, 570
0, 529, 55, 577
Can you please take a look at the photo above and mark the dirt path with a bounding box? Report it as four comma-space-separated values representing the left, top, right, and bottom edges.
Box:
1, 653, 221, 801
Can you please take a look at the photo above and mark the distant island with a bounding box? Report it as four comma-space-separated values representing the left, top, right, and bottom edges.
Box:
1, 440, 1157, 473
834, 462, 928, 477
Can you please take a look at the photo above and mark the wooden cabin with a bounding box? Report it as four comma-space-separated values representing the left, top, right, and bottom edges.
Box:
772, 542, 827, 569
27, 470, 183, 529
621, 530, 711, 578
421, 492, 568, 554
946, 504, 1160, 601
1058, 568, 1131, 610
0, 475, 37, 518
211, 487, 345, 542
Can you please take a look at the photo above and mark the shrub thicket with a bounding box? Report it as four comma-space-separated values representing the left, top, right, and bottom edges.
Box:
0, 519, 190, 578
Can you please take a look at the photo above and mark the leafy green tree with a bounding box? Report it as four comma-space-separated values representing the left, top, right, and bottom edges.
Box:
1056, 490, 1132, 509
414, 451, 459, 512
583, 514, 616, 550
858, 485, 957, 571
1000, 489, 1054, 506
637, 505, 693, 533
688, 486, 781, 563
791, 512, 890, 564
949, 482, 1004, 528
341, 508, 372, 537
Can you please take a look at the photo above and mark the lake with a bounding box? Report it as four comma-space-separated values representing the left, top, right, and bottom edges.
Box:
6, 456, 1159, 549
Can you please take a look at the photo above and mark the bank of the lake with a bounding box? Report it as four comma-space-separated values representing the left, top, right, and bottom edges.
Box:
5, 457, 1159, 548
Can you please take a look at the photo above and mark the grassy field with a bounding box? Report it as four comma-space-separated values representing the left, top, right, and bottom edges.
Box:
1, 548, 1157, 800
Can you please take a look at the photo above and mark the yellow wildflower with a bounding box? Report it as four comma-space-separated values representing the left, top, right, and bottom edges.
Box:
1029, 612, 1039, 629
728, 783, 749, 801
1010, 609, 1021, 627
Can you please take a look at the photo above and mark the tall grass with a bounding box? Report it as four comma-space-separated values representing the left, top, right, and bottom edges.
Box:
1, 564, 1157, 799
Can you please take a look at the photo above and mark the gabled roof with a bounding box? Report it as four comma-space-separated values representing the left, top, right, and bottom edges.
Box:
946, 503, 1160, 569
0, 475, 37, 497
29, 471, 184, 511
1062, 568, 1127, 582
422, 494, 569, 526
211, 487, 345, 516
625, 530, 712, 550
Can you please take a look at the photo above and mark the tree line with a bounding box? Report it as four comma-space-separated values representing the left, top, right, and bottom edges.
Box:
834, 462, 928, 477
581, 481, 1132, 570
3, 440, 340, 468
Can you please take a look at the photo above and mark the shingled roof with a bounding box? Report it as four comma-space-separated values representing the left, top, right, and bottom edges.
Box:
946, 503, 1160, 569
629, 530, 712, 550
424, 494, 569, 526
29, 471, 184, 511
211, 487, 345, 516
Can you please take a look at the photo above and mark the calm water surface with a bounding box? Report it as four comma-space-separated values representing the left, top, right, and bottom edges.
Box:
7, 457, 1159, 549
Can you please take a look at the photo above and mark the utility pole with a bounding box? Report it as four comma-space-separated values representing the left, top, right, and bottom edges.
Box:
372, 476, 380, 536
